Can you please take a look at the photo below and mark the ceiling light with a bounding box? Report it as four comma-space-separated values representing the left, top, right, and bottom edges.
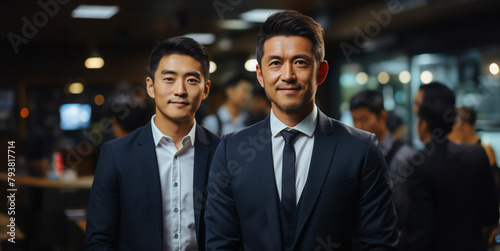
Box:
490, 63, 499, 75
85, 57, 104, 69
72, 5, 119, 19
245, 59, 258, 72
69, 82, 84, 94
377, 72, 390, 84
420, 71, 433, 84
355, 72, 368, 85
240, 9, 282, 23
218, 19, 252, 30
183, 33, 216, 45
209, 61, 217, 73
398, 71, 411, 84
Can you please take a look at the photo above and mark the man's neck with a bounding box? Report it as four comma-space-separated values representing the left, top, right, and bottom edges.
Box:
154, 114, 193, 149
272, 102, 314, 127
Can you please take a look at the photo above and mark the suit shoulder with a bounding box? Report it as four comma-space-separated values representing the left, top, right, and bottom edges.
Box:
224, 119, 269, 142
198, 125, 221, 145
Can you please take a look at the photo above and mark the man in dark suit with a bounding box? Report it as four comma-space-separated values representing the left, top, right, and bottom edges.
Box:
86, 37, 220, 250
204, 10, 399, 250
402, 82, 498, 250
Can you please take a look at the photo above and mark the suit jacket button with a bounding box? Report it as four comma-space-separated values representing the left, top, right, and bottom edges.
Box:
285, 241, 292, 248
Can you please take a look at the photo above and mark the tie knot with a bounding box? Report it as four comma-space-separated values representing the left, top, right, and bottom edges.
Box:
281, 129, 300, 145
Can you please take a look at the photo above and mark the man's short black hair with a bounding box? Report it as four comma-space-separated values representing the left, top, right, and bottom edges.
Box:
256, 10, 325, 66
456, 106, 477, 126
418, 82, 456, 135
349, 90, 385, 116
148, 36, 210, 82
108, 99, 152, 134
224, 74, 253, 90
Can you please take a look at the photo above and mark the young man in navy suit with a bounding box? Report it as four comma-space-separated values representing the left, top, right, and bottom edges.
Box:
86, 37, 220, 250
204, 10, 398, 250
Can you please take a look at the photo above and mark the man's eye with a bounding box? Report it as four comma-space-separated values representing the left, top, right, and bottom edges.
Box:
295, 60, 308, 66
269, 61, 280, 66
187, 78, 200, 84
164, 77, 174, 82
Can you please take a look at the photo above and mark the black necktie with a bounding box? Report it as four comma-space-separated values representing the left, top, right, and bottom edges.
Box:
280, 129, 300, 222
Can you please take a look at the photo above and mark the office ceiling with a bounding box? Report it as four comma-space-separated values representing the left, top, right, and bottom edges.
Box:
1, 0, 500, 84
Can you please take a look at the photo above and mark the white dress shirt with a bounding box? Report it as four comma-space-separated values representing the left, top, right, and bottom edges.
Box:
202, 105, 249, 136
151, 115, 198, 251
270, 106, 317, 204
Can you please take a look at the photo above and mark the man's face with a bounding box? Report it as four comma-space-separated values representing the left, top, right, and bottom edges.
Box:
351, 107, 385, 137
412, 90, 424, 114
256, 35, 328, 114
146, 54, 210, 123
227, 80, 253, 110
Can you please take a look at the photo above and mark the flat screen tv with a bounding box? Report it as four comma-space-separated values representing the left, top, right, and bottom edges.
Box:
60, 103, 92, 131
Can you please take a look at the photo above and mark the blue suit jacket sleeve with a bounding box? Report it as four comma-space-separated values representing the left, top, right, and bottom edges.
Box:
354, 134, 399, 250
204, 135, 243, 250
85, 143, 120, 250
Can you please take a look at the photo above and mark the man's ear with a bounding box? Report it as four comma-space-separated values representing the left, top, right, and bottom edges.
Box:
203, 80, 211, 100
256, 64, 265, 88
317, 61, 329, 86
146, 77, 155, 99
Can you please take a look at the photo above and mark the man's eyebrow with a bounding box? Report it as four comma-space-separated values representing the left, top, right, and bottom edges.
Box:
185, 71, 201, 78
160, 70, 176, 75
266, 55, 282, 61
292, 54, 313, 61
265, 54, 313, 61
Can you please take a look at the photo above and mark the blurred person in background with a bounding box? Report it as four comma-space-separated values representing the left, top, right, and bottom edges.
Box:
86, 36, 220, 250
402, 82, 498, 251
387, 111, 406, 141
448, 106, 500, 246
202, 74, 253, 136
448, 106, 498, 169
349, 90, 415, 236
107, 98, 152, 138
248, 87, 271, 125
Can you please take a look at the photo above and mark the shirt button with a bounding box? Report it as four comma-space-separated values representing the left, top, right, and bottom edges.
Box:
174, 234, 178, 238
174, 182, 178, 187
174, 208, 179, 212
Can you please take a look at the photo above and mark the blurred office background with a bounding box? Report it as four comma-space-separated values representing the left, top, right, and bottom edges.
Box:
1, 0, 500, 250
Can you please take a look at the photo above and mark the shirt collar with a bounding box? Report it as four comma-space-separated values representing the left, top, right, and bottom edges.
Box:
270, 105, 317, 138
150, 115, 197, 147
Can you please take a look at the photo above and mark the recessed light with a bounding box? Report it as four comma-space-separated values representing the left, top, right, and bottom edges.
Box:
72, 5, 119, 19
183, 33, 216, 45
218, 19, 252, 30
240, 9, 282, 23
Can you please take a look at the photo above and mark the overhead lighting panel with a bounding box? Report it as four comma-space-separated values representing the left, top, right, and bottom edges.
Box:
183, 33, 216, 45
240, 9, 282, 23
72, 5, 119, 19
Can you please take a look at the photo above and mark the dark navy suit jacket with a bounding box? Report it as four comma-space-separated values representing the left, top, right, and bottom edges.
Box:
205, 111, 399, 250
85, 122, 220, 250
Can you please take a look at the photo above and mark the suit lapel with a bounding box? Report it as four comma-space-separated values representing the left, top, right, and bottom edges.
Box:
193, 124, 211, 240
254, 117, 283, 250
295, 111, 337, 239
136, 122, 163, 235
